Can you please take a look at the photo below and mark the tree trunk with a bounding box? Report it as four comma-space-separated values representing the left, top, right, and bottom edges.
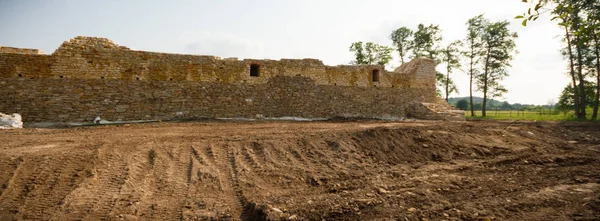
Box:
469, 47, 475, 117
482, 47, 491, 117
564, 24, 581, 118
445, 55, 450, 102
593, 34, 600, 120
399, 48, 405, 65
575, 35, 587, 119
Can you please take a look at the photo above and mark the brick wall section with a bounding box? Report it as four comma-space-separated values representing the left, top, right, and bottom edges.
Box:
0, 46, 44, 55
0, 36, 439, 123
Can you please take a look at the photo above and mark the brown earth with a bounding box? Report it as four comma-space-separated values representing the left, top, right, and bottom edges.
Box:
0, 120, 599, 221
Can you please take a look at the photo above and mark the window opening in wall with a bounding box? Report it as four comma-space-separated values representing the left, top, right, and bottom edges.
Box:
372, 69, 380, 82
170, 78, 173, 81
250, 64, 260, 77
17, 73, 22, 77
101, 76, 104, 79
136, 77, 140, 80
60, 76, 63, 78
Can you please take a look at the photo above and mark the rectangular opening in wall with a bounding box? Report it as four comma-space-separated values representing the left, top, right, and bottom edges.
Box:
250, 64, 260, 77
372, 69, 380, 82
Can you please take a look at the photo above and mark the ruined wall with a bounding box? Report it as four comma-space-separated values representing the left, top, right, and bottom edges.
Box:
0, 46, 43, 55
0, 36, 438, 123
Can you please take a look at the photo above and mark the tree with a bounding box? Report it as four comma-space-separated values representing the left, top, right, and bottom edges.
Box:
557, 81, 597, 114
411, 24, 443, 60
501, 101, 514, 110
456, 99, 469, 110
477, 20, 518, 117
464, 15, 488, 117
440, 40, 463, 101
349, 41, 393, 66
518, 0, 599, 120
580, 0, 600, 119
390, 27, 413, 65
349, 41, 367, 65
555, 3, 585, 119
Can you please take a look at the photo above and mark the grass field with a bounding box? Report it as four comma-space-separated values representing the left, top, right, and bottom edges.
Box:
465, 109, 599, 121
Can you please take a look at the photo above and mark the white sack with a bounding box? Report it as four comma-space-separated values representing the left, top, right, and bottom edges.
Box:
0, 113, 23, 129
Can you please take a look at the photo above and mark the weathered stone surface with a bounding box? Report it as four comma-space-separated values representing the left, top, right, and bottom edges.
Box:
0, 36, 462, 123
408, 99, 466, 121
0, 46, 43, 55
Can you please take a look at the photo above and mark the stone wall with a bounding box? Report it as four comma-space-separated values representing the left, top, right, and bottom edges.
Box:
0, 46, 43, 55
0, 36, 441, 123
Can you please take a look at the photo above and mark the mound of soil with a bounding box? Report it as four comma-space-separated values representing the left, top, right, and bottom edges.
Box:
0, 120, 598, 220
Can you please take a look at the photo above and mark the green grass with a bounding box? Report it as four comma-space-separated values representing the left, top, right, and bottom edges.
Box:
465, 109, 599, 121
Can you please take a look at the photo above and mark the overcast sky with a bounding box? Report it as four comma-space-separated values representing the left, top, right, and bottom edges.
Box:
0, 0, 567, 105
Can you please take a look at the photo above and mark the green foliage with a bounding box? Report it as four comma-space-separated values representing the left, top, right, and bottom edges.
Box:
519, 0, 600, 120
449, 96, 555, 111
440, 40, 463, 100
349, 41, 367, 65
476, 19, 518, 116
411, 24, 443, 60
455, 99, 469, 110
516, 0, 548, 26
501, 101, 514, 110
464, 15, 488, 116
557, 81, 597, 110
436, 71, 458, 98
390, 27, 413, 64
349, 41, 393, 66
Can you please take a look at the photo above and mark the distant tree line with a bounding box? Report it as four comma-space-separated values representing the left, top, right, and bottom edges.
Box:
449, 97, 556, 112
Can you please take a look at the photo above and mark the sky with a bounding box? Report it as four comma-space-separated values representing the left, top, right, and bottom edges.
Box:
0, 0, 568, 105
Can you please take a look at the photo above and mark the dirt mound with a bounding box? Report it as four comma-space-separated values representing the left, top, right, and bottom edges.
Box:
0, 121, 598, 220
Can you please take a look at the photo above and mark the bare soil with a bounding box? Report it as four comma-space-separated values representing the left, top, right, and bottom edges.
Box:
0, 120, 599, 221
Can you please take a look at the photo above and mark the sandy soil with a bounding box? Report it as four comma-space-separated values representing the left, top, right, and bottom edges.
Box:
0, 120, 598, 221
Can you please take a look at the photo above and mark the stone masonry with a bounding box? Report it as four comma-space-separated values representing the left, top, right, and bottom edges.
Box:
0, 36, 460, 124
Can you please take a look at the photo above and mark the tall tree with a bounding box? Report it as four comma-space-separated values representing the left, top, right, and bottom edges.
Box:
554, 3, 584, 119
464, 15, 487, 117
519, 0, 598, 120
349, 41, 393, 66
390, 27, 413, 65
580, 1, 600, 119
477, 20, 518, 117
411, 24, 443, 60
570, 3, 588, 119
440, 40, 463, 101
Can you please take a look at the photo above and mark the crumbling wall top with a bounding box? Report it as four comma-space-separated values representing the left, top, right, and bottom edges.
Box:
0, 46, 44, 55
53, 36, 129, 55
393, 58, 436, 75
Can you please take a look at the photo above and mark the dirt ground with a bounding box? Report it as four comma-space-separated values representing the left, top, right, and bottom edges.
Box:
0, 120, 598, 221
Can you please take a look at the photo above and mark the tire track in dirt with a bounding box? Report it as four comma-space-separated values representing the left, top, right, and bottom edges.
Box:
227, 143, 269, 221
0, 156, 21, 198
209, 142, 244, 220
94, 153, 129, 220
